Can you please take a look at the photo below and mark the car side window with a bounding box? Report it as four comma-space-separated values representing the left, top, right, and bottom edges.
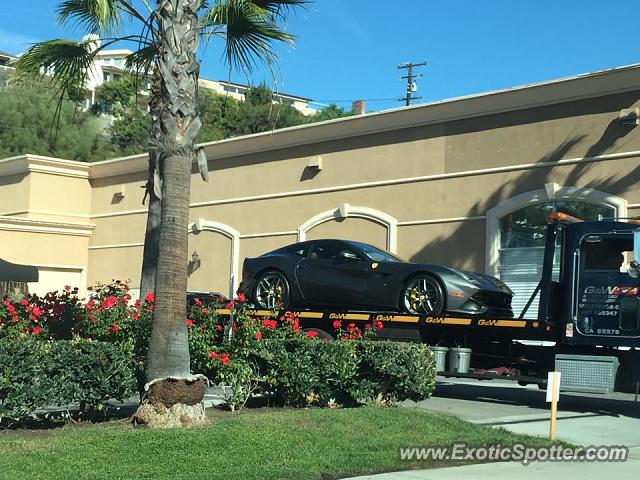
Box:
310, 242, 341, 260
285, 244, 310, 258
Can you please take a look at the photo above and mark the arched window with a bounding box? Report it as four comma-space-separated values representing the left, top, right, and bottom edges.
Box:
187, 219, 240, 298
298, 204, 398, 253
486, 187, 626, 319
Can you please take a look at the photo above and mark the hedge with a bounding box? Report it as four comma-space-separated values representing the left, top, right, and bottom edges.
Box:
1, 284, 436, 417
213, 339, 437, 409
0, 338, 136, 424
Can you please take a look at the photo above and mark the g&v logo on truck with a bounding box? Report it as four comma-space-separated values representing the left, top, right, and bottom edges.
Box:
584, 286, 640, 295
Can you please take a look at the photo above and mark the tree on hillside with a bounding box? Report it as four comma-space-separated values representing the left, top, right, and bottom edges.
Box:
95, 74, 143, 114
0, 83, 113, 161
197, 88, 241, 142
94, 75, 152, 155
16, 0, 306, 427
306, 103, 351, 123
230, 83, 303, 134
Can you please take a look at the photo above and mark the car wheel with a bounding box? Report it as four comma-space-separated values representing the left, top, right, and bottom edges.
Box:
401, 275, 444, 315
253, 270, 291, 310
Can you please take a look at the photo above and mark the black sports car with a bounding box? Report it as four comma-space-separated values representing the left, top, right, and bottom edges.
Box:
238, 239, 514, 318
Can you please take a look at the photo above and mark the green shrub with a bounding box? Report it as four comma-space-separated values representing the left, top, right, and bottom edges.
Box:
0, 338, 136, 424
209, 339, 436, 410
356, 341, 437, 403
264, 339, 360, 406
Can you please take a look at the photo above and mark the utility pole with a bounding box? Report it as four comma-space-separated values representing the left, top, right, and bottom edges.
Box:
398, 61, 426, 106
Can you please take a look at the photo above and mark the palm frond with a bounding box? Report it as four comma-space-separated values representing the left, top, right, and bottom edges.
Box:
14, 39, 97, 92
57, 0, 122, 34
201, 0, 301, 74
125, 44, 158, 71
251, 0, 308, 19
125, 44, 158, 98
58, 0, 158, 37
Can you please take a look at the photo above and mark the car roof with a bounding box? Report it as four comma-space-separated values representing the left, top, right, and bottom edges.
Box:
271, 239, 371, 254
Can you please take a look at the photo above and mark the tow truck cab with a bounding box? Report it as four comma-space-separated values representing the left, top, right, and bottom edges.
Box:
541, 219, 640, 348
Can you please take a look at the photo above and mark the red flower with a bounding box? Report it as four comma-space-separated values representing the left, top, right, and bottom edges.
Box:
194, 297, 203, 306
7, 304, 15, 315
221, 353, 230, 365
132, 312, 139, 321
292, 322, 300, 333
144, 292, 155, 303
237, 293, 246, 302
208, 351, 220, 360
185, 319, 194, 327
64, 285, 71, 292
225, 300, 236, 310
20, 299, 29, 306
262, 319, 277, 330
306, 330, 318, 338
134, 299, 141, 309
12, 316, 18, 324
85, 299, 96, 311
332, 320, 342, 329
32, 326, 42, 336
375, 321, 384, 330
364, 323, 371, 330
254, 332, 262, 341
101, 296, 118, 309
215, 324, 223, 332
347, 323, 356, 330
110, 323, 120, 334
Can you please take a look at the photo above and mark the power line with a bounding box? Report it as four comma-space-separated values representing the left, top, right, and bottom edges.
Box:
398, 60, 426, 106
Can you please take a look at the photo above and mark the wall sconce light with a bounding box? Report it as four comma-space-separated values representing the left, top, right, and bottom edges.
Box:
307, 156, 323, 171
618, 107, 639, 127
188, 250, 201, 275
112, 184, 126, 203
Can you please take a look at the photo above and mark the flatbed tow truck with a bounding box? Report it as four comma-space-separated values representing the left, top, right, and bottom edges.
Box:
214, 213, 640, 395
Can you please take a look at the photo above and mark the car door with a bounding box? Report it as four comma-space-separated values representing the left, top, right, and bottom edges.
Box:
295, 240, 374, 307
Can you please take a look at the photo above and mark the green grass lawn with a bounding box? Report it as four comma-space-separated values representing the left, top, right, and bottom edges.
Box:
0, 407, 555, 480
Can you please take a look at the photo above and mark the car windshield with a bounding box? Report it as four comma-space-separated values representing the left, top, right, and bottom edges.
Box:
351, 242, 405, 262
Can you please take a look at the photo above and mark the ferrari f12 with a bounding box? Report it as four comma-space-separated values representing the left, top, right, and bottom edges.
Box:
238, 239, 513, 318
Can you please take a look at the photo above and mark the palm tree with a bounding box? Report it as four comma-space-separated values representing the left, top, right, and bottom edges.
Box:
16, 0, 305, 426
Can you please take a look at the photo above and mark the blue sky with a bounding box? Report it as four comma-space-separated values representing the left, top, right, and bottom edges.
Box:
2, 1, 639, 111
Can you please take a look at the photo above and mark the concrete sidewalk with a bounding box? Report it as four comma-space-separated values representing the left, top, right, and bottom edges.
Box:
347, 448, 640, 480
346, 379, 640, 479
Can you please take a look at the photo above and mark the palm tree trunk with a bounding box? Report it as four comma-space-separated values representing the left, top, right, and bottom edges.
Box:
135, 0, 205, 427
139, 67, 164, 301
139, 183, 161, 300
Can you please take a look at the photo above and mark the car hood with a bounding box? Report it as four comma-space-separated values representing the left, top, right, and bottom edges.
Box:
407, 263, 513, 294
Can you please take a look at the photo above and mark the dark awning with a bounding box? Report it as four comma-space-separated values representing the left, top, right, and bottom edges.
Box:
0, 258, 39, 282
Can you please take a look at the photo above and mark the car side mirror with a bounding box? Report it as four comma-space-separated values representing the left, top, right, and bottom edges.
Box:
337, 250, 358, 261
628, 229, 640, 278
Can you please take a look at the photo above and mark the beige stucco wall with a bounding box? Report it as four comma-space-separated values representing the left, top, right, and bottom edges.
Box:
3, 66, 640, 297
0, 173, 30, 214
187, 231, 233, 294
84, 68, 640, 294
0, 155, 93, 294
